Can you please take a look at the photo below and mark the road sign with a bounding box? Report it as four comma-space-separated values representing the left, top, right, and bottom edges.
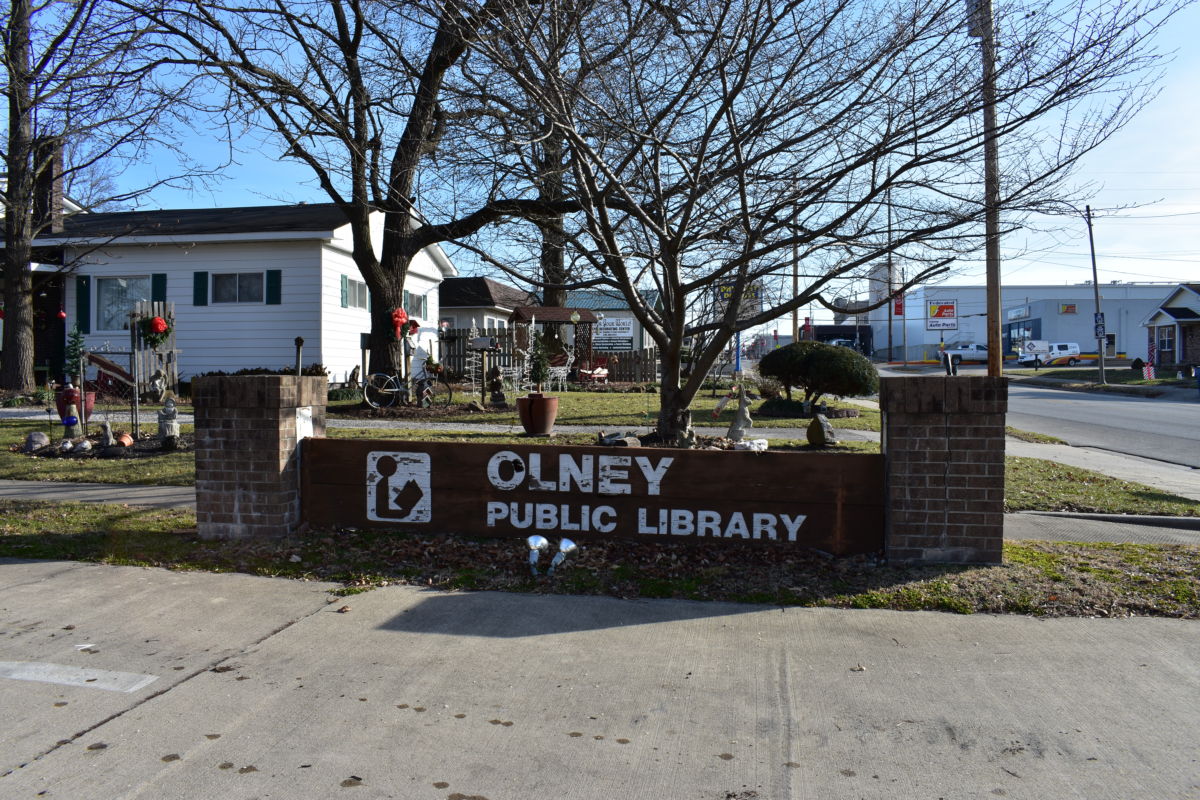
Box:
1095, 324, 1106, 338
926, 299, 958, 330
1094, 312, 1105, 324
1023, 340, 1050, 354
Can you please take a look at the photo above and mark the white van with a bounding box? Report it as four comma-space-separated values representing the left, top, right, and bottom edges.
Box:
1018, 342, 1081, 366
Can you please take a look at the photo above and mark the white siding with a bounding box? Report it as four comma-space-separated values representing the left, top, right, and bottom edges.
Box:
319, 245, 448, 381
319, 246, 371, 382
65, 241, 323, 379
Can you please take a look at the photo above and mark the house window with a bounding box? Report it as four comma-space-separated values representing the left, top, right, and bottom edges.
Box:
402, 289, 427, 320
96, 276, 151, 330
347, 277, 368, 309
212, 272, 264, 304
1158, 327, 1175, 354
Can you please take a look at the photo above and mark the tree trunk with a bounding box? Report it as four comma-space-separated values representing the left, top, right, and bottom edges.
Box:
655, 344, 697, 444
538, 127, 567, 350
366, 270, 406, 377
0, 261, 36, 392
655, 383, 694, 445
2, 0, 37, 391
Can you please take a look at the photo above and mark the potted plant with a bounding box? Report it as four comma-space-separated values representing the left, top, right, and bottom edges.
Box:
516, 331, 559, 436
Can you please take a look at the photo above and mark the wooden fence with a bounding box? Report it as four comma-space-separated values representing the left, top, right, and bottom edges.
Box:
602, 346, 659, 382
438, 328, 660, 385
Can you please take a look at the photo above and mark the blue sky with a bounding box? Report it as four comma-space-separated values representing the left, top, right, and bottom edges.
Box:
135, 2, 1199, 299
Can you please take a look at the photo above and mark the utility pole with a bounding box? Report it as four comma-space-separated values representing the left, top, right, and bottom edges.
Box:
792, 241, 799, 344
886, 192, 894, 362
971, 0, 1004, 377
1085, 205, 1107, 384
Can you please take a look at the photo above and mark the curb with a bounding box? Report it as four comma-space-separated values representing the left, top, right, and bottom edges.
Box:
1016, 511, 1200, 531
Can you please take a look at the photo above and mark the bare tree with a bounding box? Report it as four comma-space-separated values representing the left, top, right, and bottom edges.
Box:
134, 0, 600, 374
471, 0, 1180, 441
1, 0, 212, 391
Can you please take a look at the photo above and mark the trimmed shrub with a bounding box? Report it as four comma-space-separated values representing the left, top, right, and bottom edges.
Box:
757, 341, 878, 405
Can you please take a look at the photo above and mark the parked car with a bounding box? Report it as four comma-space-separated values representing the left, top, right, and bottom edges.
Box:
943, 343, 988, 365
1018, 342, 1081, 367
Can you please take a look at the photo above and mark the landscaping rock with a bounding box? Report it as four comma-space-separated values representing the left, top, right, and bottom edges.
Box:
807, 414, 838, 448
597, 431, 642, 447
22, 431, 50, 453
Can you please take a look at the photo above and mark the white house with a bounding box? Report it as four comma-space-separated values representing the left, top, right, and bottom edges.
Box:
31, 203, 456, 382
438, 276, 538, 331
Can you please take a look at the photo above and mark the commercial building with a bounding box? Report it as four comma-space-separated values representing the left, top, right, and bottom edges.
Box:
866, 281, 1171, 362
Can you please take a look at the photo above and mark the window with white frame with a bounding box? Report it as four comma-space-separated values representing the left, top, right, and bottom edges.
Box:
348, 278, 368, 309
212, 272, 264, 304
1158, 326, 1175, 354
96, 276, 151, 330
402, 289, 427, 320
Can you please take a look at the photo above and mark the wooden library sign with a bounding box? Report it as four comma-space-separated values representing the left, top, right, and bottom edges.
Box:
301, 440, 884, 555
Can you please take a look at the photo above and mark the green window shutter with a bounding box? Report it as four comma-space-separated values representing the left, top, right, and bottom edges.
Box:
193, 271, 208, 306
340, 274, 348, 308
151, 273, 167, 303
75, 275, 91, 334
265, 270, 282, 305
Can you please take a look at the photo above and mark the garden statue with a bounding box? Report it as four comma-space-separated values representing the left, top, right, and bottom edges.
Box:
487, 364, 506, 407
158, 397, 180, 449
158, 397, 179, 436
99, 421, 116, 447
726, 386, 754, 442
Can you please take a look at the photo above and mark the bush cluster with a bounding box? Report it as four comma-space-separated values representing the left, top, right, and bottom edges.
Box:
757, 341, 877, 405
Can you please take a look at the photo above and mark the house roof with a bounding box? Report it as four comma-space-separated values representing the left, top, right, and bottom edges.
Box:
1162, 306, 1200, 321
509, 306, 598, 324
565, 288, 661, 311
440, 277, 538, 310
36, 202, 352, 240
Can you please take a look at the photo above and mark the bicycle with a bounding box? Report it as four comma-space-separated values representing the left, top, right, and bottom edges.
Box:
362, 366, 454, 409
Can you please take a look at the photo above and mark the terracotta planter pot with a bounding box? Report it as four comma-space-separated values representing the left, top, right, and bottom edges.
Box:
516, 393, 559, 436
55, 389, 96, 423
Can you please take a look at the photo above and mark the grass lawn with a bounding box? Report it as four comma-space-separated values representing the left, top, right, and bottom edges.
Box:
1008, 367, 1192, 387
327, 390, 884, 431
0, 498, 1195, 618
3, 414, 1198, 618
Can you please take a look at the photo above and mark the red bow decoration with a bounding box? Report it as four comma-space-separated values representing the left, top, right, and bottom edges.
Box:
149, 316, 169, 334
391, 308, 408, 339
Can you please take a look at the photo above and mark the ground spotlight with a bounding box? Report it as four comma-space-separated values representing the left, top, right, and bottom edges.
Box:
526, 535, 549, 575
548, 539, 578, 575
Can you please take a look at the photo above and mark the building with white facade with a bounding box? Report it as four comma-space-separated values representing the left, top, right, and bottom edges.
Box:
866, 281, 1173, 362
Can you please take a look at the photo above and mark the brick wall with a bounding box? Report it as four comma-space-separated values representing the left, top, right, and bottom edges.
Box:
880, 376, 1007, 564
193, 375, 327, 540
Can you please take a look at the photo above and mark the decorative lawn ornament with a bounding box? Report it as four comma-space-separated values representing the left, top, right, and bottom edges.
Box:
138, 315, 173, 350
391, 308, 408, 340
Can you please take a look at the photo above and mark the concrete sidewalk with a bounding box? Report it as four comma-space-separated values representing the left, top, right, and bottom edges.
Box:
0, 559, 1196, 799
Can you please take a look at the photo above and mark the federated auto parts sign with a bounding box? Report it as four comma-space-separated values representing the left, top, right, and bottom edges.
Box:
926, 299, 958, 330
302, 440, 883, 555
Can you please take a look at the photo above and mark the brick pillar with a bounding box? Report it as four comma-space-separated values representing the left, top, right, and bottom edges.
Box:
193, 375, 326, 540
880, 376, 1007, 564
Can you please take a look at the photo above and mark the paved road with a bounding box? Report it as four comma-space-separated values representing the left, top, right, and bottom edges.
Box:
1005, 382, 1200, 468
879, 364, 1200, 469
